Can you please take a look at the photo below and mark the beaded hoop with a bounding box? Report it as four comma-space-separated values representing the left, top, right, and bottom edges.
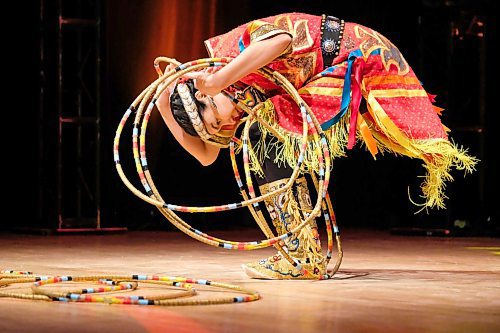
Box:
0, 270, 260, 306
113, 57, 343, 281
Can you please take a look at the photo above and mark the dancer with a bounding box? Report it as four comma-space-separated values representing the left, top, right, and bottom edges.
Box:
155, 12, 477, 279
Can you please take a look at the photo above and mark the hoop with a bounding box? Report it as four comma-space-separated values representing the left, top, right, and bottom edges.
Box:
114, 57, 342, 279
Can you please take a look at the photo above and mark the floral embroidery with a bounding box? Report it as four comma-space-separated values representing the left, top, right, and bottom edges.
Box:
250, 23, 284, 42
281, 52, 317, 87
354, 25, 409, 75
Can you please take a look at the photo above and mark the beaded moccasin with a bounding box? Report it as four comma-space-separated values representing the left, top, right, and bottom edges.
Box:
242, 177, 326, 280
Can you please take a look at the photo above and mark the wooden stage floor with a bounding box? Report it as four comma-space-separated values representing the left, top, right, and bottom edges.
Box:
1, 228, 499, 333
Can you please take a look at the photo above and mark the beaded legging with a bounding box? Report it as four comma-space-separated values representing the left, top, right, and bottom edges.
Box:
248, 123, 325, 274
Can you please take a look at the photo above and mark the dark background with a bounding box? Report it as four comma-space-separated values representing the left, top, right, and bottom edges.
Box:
4, 0, 498, 236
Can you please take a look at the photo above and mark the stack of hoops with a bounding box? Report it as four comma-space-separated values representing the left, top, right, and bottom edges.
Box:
0, 270, 260, 306
114, 57, 343, 279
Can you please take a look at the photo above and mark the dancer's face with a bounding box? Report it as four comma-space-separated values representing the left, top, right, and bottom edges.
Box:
195, 92, 244, 137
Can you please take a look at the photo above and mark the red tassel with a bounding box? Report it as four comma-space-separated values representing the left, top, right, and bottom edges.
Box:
427, 93, 437, 103
347, 59, 366, 150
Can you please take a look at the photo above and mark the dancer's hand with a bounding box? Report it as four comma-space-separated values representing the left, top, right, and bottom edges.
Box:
184, 71, 222, 96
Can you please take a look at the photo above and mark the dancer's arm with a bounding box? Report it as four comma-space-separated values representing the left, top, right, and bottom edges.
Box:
156, 88, 220, 166
189, 33, 292, 96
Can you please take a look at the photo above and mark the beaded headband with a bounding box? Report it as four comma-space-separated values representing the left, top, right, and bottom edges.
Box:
176, 82, 213, 141
176, 82, 234, 147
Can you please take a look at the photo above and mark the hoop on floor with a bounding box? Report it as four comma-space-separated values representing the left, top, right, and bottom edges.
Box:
0, 270, 260, 306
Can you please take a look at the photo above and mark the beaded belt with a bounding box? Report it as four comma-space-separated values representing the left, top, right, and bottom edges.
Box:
320, 15, 345, 69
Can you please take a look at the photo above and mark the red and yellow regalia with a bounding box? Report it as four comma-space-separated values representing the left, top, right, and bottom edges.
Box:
205, 12, 476, 211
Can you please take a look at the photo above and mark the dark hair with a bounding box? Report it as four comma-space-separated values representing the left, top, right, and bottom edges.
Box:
169, 79, 207, 137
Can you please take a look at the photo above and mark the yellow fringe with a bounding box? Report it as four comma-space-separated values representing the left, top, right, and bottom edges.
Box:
249, 100, 351, 176
363, 94, 478, 211
246, 96, 478, 212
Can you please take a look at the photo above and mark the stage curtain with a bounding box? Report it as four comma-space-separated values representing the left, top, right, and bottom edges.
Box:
106, 0, 218, 169
107, 0, 218, 97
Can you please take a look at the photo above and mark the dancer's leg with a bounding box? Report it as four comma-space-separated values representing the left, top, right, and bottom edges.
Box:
242, 123, 325, 279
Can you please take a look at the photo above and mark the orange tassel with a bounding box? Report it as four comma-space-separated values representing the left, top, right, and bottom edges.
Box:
433, 105, 445, 115
357, 115, 378, 159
